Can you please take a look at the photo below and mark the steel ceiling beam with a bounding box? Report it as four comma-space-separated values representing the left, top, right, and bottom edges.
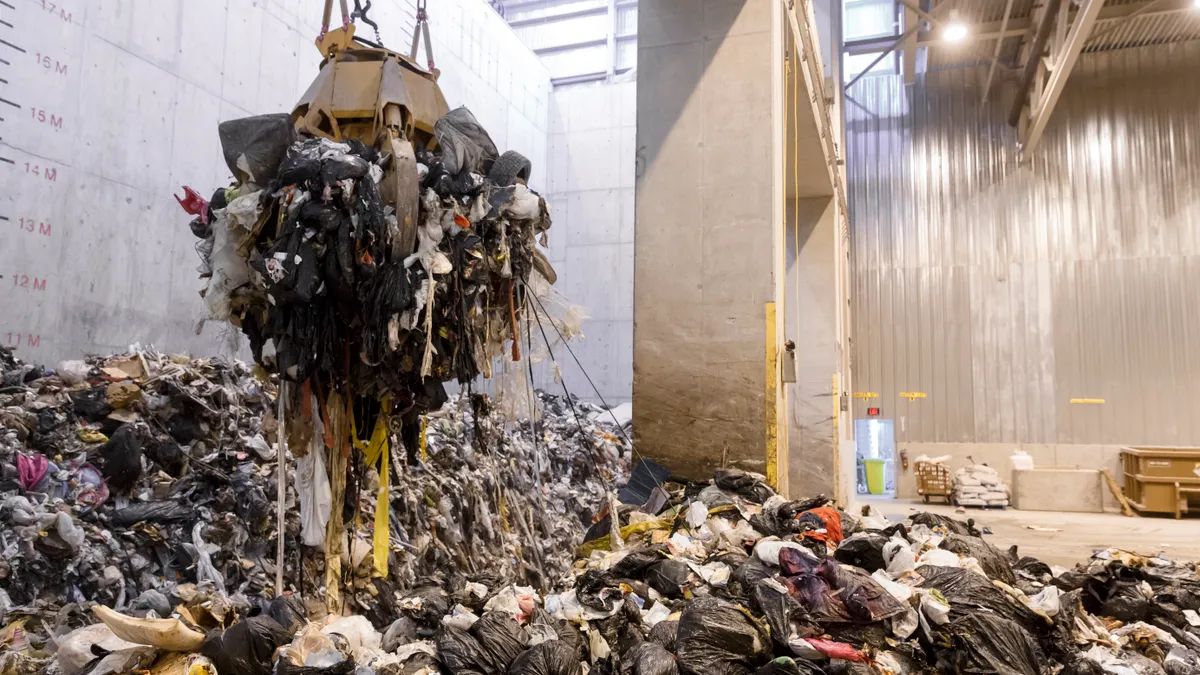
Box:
843, 0, 1194, 56
1022, 0, 1107, 155
982, 0, 1015, 103
1008, 0, 1062, 127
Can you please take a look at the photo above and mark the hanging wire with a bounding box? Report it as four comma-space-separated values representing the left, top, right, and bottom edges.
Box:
522, 281, 671, 498
520, 279, 618, 494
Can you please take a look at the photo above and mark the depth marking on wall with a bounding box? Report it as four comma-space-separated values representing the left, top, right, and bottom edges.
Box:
0, 0, 80, 359
853, 392, 879, 399
899, 392, 926, 401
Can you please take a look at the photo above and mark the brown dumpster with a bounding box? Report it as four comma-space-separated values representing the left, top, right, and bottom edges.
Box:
1120, 446, 1200, 518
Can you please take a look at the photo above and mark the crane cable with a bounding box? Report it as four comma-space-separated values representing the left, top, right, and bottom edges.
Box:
411, 0, 436, 72
317, 0, 351, 44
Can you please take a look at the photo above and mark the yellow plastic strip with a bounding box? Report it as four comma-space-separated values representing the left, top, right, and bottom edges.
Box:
420, 414, 428, 463
374, 439, 389, 577
765, 302, 778, 488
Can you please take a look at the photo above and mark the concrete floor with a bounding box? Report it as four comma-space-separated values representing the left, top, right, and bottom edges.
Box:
855, 497, 1200, 568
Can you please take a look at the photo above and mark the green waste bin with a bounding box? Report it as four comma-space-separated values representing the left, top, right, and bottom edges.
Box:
863, 459, 887, 495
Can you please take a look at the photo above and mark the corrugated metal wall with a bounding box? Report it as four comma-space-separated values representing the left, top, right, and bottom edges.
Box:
845, 42, 1200, 445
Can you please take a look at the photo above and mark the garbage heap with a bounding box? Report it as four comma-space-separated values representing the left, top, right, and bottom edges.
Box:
0, 345, 630, 674
951, 464, 1010, 507
11, 427, 1200, 675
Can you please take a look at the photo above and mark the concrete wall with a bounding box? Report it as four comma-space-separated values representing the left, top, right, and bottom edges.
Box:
634, 0, 777, 479
541, 78, 637, 406
0, 0, 550, 365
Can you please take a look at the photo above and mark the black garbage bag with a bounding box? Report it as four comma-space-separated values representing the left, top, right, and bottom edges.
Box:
713, 469, 775, 503
439, 626, 491, 675
613, 549, 663, 580
218, 114, 295, 184
751, 496, 829, 537
266, 593, 308, 635
675, 598, 770, 675
620, 642, 678, 675
1013, 556, 1054, 581
142, 432, 187, 477
816, 559, 906, 623
110, 500, 193, 526
910, 512, 979, 536
916, 565, 1041, 631
526, 609, 583, 658
732, 552, 770, 583
577, 570, 622, 612
403, 585, 451, 627
592, 598, 644, 658
833, 534, 888, 573
100, 424, 143, 494
618, 459, 672, 508
70, 386, 111, 421
648, 621, 678, 653
1045, 590, 1085, 661
434, 107, 499, 176
646, 560, 694, 599
942, 613, 1044, 675
202, 615, 292, 675
471, 612, 529, 675
750, 580, 820, 648
320, 152, 370, 184
1083, 569, 1153, 622
940, 534, 1015, 585
510, 641, 583, 675
752, 657, 825, 675
278, 140, 324, 185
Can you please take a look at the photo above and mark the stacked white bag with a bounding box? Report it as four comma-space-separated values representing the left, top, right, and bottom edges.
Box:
953, 464, 1010, 507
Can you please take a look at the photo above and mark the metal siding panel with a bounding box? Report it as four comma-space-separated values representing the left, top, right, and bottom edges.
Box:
847, 41, 1200, 445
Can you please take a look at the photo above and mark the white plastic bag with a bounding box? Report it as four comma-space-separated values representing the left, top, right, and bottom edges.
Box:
294, 402, 332, 547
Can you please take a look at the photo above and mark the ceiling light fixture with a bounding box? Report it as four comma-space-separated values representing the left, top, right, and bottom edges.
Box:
943, 20, 969, 42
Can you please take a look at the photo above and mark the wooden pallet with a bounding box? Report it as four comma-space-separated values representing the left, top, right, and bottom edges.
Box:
915, 462, 952, 504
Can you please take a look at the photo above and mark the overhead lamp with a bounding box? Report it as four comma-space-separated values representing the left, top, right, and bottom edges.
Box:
943, 20, 969, 42
1194, 0, 1200, 10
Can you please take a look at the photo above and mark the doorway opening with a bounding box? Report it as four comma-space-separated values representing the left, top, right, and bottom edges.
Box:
854, 418, 895, 497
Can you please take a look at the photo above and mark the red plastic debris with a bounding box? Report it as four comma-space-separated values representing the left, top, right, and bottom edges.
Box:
804, 638, 865, 662
175, 185, 209, 225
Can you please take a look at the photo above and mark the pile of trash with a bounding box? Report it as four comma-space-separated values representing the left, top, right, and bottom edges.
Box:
180, 107, 568, 416
7, 394, 1200, 675
952, 463, 1010, 508
0, 344, 631, 673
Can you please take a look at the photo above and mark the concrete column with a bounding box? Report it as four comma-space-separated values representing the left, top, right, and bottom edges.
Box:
633, 0, 776, 479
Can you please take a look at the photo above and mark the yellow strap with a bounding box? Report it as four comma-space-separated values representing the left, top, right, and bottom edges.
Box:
373, 440, 389, 577
369, 397, 392, 577
420, 414, 428, 463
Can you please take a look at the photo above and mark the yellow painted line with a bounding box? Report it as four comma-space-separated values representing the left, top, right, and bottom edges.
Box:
765, 302, 778, 489
1070, 398, 1106, 404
